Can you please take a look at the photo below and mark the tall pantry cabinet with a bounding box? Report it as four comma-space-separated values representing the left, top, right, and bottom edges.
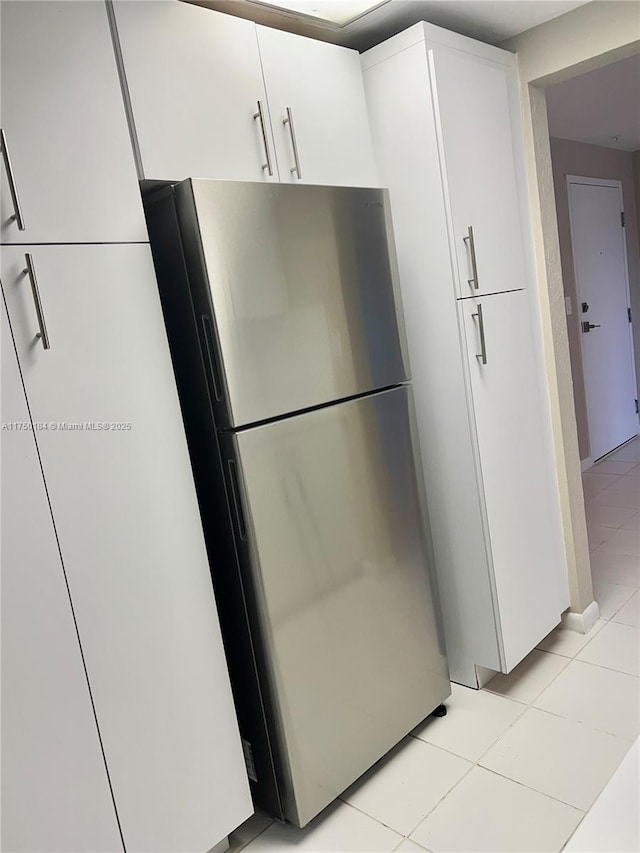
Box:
0, 2, 252, 851
362, 24, 570, 686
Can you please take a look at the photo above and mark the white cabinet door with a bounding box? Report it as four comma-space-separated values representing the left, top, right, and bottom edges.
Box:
1, 244, 252, 853
111, 1, 278, 182
1, 298, 123, 853
0, 1, 146, 243
257, 26, 378, 187
429, 44, 528, 299
458, 290, 568, 672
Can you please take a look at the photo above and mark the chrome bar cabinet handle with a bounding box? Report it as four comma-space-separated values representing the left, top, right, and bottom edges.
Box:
472, 302, 487, 365
24, 253, 50, 350
253, 101, 273, 177
463, 225, 479, 290
1, 128, 25, 231
283, 107, 302, 180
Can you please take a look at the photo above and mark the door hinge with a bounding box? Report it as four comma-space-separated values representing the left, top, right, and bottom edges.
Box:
241, 738, 258, 782
629, 307, 633, 323
621, 211, 625, 227
636, 399, 639, 415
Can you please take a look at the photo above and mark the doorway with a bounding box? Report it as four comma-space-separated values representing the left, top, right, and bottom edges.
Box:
567, 175, 639, 462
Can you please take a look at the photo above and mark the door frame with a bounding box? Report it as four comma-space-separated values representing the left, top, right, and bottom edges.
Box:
502, 6, 639, 624
566, 174, 639, 463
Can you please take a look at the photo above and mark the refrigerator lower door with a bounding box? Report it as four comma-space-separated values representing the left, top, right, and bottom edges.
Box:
223, 385, 450, 827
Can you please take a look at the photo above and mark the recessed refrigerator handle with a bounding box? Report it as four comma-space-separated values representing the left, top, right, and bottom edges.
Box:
227, 460, 247, 541
200, 314, 224, 402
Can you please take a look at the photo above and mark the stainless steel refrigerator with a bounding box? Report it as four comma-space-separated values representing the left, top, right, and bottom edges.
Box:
145, 179, 450, 828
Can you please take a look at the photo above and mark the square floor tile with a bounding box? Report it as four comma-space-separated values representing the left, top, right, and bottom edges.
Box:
484, 650, 568, 704
590, 551, 640, 588
583, 472, 622, 495
576, 621, 640, 676
341, 736, 469, 836
410, 766, 582, 852
590, 459, 640, 475
607, 440, 640, 463
588, 524, 616, 550
480, 707, 630, 810
563, 740, 639, 853
412, 683, 523, 762
621, 512, 640, 531
592, 579, 637, 620
612, 590, 640, 628
585, 505, 639, 530
533, 659, 640, 740
537, 621, 605, 658
243, 801, 401, 852
394, 841, 428, 853
598, 528, 640, 558
590, 487, 640, 510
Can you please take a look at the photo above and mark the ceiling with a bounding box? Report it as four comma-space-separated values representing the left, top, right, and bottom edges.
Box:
546, 53, 640, 152
187, 0, 590, 50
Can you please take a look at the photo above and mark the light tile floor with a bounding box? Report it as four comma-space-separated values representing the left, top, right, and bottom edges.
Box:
230, 438, 640, 853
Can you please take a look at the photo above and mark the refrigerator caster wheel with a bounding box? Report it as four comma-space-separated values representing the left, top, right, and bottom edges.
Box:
431, 704, 447, 718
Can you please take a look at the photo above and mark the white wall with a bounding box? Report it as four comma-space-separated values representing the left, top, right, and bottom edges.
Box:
501, 1, 640, 614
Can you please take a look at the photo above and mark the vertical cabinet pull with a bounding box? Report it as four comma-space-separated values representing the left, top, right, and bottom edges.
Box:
253, 101, 274, 177
1, 129, 26, 231
24, 254, 50, 350
283, 107, 302, 180
463, 225, 479, 290
472, 303, 487, 365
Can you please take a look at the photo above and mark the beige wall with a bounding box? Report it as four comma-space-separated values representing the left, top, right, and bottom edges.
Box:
550, 137, 640, 461
502, 2, 640, 616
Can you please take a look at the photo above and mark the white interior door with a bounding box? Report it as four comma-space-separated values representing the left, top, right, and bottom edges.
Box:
568, 177, 638, 461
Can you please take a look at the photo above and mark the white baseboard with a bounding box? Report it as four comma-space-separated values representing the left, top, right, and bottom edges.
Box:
475, 665, 498, 688
561, 600, 600, 634
581, 457, 594, 472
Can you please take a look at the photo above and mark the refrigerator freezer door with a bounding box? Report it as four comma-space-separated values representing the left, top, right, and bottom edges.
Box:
175, 179, 409, 428
223, 385, 450, 826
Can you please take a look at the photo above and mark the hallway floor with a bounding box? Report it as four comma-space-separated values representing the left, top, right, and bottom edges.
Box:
231, 438, 640, 853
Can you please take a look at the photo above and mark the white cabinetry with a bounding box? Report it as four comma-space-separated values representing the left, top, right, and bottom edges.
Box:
256, 25, 378, 186
110, 0, 378, 186
363, 25, 569, 686
429, 44, 529, 298
0, 0, 146, 243
1, 244, 253, 852
109, 0, 276, 183
1, 300, 123, 853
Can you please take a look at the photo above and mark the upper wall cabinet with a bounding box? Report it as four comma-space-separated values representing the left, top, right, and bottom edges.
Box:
110, 1, 378, 187
110, 1, 277, 183
256, 26, 378, 187
0, 1, 146, 244
428, 44, 529, 298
